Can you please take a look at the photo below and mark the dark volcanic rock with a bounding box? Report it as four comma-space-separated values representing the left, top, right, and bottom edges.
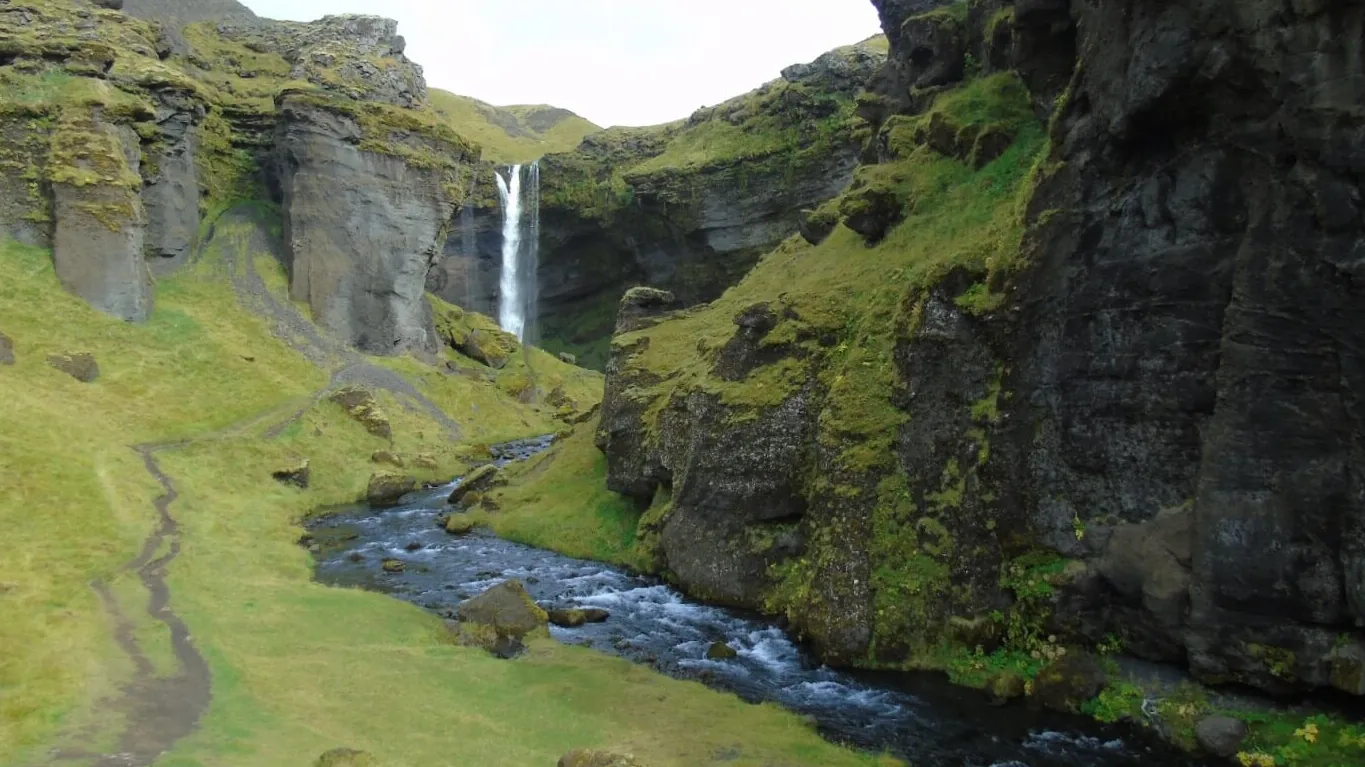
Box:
1194, 715, 1249, 759
615, 287, 681, 334
271, 459, 310, 489
594, 0, 1365, 699
1032, 653, 1106, 712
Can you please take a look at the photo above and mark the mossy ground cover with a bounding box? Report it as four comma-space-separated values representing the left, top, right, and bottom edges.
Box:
0, 231, 900, 766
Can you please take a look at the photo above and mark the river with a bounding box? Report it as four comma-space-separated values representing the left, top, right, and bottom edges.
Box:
307, 438, 1211, 767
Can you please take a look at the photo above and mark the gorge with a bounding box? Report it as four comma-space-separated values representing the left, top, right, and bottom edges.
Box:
1, 0, 1363, 766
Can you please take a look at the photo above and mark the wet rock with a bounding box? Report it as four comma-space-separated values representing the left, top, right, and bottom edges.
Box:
1328, 643, 1365, 695
706, 642, 739, 660
580, 608, 610, 623
558, 749, 643, 767
366, 472, 416, 507
370, 450, 404, 467
0, 331, 13, 366
1194, 715, 1249, 758
444, 515, 475, 535
314, 748, 378, 767
1032, 652, 1107, 712
330, 388, 393, 440
271, 459, 310, 489
47, 352, 100, 382
381, 559, 405, 573
447, 464, 501, 505
548, 608, 596, 628
986, 671, 1027, 705
403, 541, 423, 551
557, 351, 578, 366
347, 552, 364, 563
457, 579, 548, 638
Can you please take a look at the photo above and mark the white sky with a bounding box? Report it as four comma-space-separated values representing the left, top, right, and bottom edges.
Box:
240, 0, 882, 128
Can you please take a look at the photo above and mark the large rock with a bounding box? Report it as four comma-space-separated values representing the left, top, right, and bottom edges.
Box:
0, 331, 13, 366
1031, 653, 1107, 712
366, 472, 416, 507
276, 94, 466, 355
47, 352, 100, 383
447, 464, 502, 505
433, 304, 519, 368
451, 580, 548, 656
141, 95, 205, 274
1194, 715, 1249, 759
271, 459, 310, 489
50, 119, 154, 323
329, 388, 392, 440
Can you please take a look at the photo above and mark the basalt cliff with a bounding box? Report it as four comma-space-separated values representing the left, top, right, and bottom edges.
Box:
594, 0, 1365, 704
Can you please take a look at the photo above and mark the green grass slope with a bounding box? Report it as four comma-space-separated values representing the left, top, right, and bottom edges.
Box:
428, 89, 599, 165
0, 211, 896, 766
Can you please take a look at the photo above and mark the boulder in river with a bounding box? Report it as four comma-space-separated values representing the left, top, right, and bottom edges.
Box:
1194, 715, 1250, 758
444, 514, 475, 535
314, 747, 378, 766
706, 642, 739, 660
1032, 652, 1107, 712
558, 750, 643, 767
382, 559, 405, 573
0, 331, 13, 365
451, 579, 548, 657
366, 472, 416, 507
47, 351, 100, 382
447, 464, 501, 505
547, 608, 588, 628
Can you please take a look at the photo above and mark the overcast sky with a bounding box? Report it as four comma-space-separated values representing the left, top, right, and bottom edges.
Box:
240, 0, 882, 127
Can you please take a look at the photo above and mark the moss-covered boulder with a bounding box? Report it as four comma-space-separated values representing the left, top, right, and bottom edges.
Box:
558, 750, 643, 767
366, 472, 416, 507
706, 642, 739, 660
1031, 653, 1106, 712
47, 351, 100, 382
985, 671, 1027, 704
434, 303, 520, 368
451, 580, 548, 657
447, 464, 502, 505
838, 183, 904, 243
1194, 715, 1249, 758
381, 559, 405, 574
330, 388, 393, 440
797, 205, 839, 246
271, 459, 311, 489
0, 331, 14, 366
615, 287, 680, 334
444, 514, 475, 536
314, 747, 378, 767
370, 450, 404, 467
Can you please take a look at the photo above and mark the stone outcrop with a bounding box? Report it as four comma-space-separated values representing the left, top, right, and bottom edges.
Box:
275, 94, 470, 355
366, 472, 416, 507
47, 352, 100, 383
595, 0, 1365, 700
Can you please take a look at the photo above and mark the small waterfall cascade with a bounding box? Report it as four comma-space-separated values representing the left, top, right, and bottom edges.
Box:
494, 162, 541, 342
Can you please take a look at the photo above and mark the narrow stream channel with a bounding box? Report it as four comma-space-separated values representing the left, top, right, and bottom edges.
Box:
307, 438, 1212, 767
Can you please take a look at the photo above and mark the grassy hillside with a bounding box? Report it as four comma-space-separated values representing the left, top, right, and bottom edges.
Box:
428, 89, 599, 164
0, 203, 897, 766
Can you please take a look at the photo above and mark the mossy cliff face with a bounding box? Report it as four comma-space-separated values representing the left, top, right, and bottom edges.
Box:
431, 40, 886, 369
0, 0, 481, 350
597, 0, 1365, 699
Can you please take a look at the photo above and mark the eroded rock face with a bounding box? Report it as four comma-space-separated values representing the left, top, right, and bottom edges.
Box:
276, 95, 458, 354
597, 0, 1365, 697
50, 119, 156, 323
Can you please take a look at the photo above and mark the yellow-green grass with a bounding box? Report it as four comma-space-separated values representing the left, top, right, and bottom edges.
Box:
428, 89, 599, 164
0, 236, 323, 759
479, 420, 648, 571
153, 433, 899, 767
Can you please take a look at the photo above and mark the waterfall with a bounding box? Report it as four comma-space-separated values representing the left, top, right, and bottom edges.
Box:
494, 162, 540, 342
